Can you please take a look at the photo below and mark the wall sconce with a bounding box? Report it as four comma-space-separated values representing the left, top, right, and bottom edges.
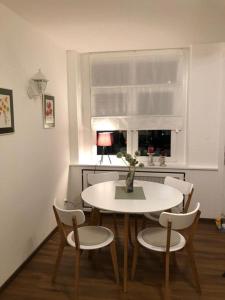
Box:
27, 69, 48, 99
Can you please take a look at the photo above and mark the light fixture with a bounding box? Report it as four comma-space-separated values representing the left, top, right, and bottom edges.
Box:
27, 69, 48, 99
97, 132, 112, 165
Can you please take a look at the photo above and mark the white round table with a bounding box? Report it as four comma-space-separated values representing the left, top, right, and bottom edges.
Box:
82, 180, 183, 214
81, 180, 183, 292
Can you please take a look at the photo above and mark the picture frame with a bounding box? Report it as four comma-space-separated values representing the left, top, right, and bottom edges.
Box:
0, 88, 14, 134
43, 94, 55, 128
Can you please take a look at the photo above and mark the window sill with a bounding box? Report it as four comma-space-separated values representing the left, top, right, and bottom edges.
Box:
69, 162, 218, 171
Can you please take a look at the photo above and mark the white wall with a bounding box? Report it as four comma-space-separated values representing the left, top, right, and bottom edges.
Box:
67, 42, 225, 219
188, 43, 224, 168
187, 43, 225, 217
0, 4, 69, 286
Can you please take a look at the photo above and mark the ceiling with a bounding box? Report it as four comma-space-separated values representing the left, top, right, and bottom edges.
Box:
1, 0, 225, 52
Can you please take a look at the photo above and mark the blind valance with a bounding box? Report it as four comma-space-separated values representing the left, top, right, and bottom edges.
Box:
92, 116, 183, 131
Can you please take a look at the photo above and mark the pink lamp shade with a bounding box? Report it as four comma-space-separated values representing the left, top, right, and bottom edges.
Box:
97, 132, 112, 147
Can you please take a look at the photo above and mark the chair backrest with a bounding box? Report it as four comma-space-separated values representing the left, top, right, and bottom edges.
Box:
164, 176, 193, 196
87, 171, 119, 185
53, 199, 85, 227
54, 197, 66, 209
159, 202, 200, 230
53, 197, 76, 210
164, 176, 194, 212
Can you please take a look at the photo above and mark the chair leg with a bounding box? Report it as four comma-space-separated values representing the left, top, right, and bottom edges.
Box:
99, 214, 103, 226
131, 239, 139, 280
128, 224, 134, 247
134, 215, 138, 238
112, 214, 119, 237
141, 216, 147, 230
88, 250, 94, 260
171, 252, 178, 273
128, 216, 138, 248
123, 214, 129, 292
98, 214, 103, 254
186, 243, 201, 294
52, 242, 65, 283
164, 252, 171, 300
90, 207, 100, 225
74, 249, 80, 298
110, 241, 120, 284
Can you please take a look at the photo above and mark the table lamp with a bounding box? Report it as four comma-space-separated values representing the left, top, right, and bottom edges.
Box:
97, 132, 112, 164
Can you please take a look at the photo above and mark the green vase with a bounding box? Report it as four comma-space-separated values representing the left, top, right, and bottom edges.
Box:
126, 167, 135, 193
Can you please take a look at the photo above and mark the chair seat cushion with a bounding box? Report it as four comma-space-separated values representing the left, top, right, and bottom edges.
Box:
171, 204, 183, 214
144, 211, 161, 221
141, 227, 181, 248
67, 226, 114, 250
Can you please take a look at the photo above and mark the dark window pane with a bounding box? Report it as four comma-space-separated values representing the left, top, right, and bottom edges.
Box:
138, 130, 171, 156
97, 131, 127, 155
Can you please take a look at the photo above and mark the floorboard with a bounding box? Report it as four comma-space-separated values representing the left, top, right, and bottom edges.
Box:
0, 216, 225, 300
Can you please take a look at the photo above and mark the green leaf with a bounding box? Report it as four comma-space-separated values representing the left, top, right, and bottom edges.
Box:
116, 152, 123, 158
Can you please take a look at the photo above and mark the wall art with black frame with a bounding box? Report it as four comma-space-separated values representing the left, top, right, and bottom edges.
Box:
0, 88, 14, 134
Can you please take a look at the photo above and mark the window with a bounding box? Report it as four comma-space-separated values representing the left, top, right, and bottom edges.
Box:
81, 48, 187, 163
96, 130, 127, 155
138, 130, 171, 156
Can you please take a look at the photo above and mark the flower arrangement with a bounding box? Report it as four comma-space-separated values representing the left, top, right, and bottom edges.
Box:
116, 151, 144, 192
116, 151, 144, 169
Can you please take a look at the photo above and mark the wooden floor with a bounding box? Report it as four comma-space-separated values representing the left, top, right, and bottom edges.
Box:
1, 215, 225, 300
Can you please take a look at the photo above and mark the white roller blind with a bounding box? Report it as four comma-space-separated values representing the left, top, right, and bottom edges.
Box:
92, 116, 184, 131
90, 49, 187, 130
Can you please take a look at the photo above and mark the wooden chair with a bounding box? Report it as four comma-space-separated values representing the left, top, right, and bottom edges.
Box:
143, 176, 194, 223
87, 172, 120, 235
52, 201, 119, 298
131, 202, 201, 300
54, 197, 81, 210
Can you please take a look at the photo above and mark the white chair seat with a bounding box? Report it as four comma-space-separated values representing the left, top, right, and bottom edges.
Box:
171, 204, 183, 214
143, 177, 194, 224
67, 226, 114, 250
144, 206, 183, 221
132, 204, 201, 298
144, 211, 162, 222
137, 227, 186, 252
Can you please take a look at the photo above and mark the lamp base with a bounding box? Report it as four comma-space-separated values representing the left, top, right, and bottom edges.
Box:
99, 154, 111, 165
99, 147, 111, 165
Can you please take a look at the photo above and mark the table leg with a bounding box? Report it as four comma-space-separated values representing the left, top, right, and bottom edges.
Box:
123, 213, 129, 292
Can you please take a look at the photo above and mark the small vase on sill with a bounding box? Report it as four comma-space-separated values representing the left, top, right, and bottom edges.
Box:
126, 166, 135, 193
148, 153, 155, 166
159, 155, 167, 167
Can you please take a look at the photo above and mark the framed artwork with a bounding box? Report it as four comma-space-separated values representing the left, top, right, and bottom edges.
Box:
0, 88, 14, 134
43, 94, 55, 128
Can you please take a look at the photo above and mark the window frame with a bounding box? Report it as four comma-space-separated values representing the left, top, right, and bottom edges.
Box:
81, 48, 188, 165
93, 128, 181, 165
132, 129, 178, 163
